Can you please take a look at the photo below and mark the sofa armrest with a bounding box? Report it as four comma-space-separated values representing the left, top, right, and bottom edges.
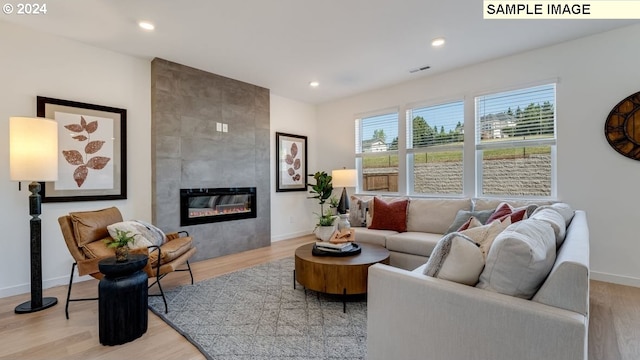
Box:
367, 264, 587, 360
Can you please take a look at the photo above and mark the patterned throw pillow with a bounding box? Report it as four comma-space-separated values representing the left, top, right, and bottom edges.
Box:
368, 197, 409, 232
107, 220, 167, 249
348, 195, 372, 227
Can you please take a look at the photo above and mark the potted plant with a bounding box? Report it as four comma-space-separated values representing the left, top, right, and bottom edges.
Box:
308, 171, 336, 240
328, 196, 340, 215
104, 229, 138, 262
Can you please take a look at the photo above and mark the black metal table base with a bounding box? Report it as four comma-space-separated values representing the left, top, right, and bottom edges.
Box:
293, 269, 350, 313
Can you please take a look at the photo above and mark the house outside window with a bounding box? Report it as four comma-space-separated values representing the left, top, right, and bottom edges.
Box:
406, 100, 464, 195
475, 83, 556, 197
355, 111, 398, 193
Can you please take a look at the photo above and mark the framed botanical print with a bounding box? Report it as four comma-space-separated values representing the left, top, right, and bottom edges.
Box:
276, 132, 307, 192
37, 96, 127, 202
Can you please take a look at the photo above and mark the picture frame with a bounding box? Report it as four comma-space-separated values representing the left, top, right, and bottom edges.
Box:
37, 96, 127, 202
276, 132, 307, 192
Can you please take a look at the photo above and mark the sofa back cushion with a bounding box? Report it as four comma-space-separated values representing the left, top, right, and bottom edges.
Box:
476, 218, 556, 299
529, 208, 567, 247
532, 210, 589, 315
406, 198, 471, 234
472, 198, 553, 212
70, 207, 123, 246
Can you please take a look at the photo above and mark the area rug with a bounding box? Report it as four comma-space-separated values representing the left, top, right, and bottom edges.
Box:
148, 257, 367, 360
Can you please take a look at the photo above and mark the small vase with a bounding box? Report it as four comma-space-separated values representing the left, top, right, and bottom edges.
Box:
115, 246, 129, 262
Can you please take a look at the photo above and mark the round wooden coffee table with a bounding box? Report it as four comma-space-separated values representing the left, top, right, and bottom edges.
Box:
294, 242, 390, 310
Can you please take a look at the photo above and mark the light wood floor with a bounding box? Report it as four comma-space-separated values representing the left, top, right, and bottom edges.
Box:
0, 234, 638, 360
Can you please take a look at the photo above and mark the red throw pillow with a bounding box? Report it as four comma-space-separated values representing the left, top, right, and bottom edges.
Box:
368, 197, 409, 232
486, 203, 513, 224
486, 202, 527, 224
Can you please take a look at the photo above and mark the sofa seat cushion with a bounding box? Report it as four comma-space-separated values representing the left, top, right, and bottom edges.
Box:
477, 219, 556, 299
406, 198, 471, 234
82, 237, 116, 259
353, 228, 396, 247
386, 232, 442, 257
149, 236, 193, 267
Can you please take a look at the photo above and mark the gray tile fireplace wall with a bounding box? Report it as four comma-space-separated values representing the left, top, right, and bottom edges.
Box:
151, 58, 271, 261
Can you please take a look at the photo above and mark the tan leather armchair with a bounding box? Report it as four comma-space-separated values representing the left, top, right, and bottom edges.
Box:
59, 206, 196, 318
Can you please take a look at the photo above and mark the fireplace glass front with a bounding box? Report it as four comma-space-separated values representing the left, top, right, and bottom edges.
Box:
180, 187, 256, 226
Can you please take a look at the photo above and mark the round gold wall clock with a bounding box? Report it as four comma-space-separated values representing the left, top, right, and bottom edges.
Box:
605, 91, 640, 160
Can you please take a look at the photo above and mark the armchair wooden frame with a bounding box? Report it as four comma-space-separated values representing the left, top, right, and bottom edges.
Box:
58, 207, 197, 319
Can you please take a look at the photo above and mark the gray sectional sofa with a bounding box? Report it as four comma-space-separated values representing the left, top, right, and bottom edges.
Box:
351, 196, 589, 360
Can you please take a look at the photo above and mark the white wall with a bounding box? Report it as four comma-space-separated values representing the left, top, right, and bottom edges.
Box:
316, 23, 640, 287
0, 21, 152, 297
270, 94, 318, 241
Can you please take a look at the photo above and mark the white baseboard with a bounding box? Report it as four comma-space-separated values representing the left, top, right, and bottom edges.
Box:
0, 273, 93, 299
271, 230, 313, 242
591, 271, 640, 288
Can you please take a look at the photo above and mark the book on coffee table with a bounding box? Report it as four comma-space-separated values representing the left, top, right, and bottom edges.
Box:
314, 241, 354, 252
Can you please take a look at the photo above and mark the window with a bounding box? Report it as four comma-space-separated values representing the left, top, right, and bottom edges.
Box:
406, 101, 464, 195
355, 111, 398, 193
475, 83, 556, 197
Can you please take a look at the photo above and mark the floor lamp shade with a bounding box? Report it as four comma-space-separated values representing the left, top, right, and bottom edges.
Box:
331, 169, 357, 214
10, 117, 58, 182
9, 116, 59, 314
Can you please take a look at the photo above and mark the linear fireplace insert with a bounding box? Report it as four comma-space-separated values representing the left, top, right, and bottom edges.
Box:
180, 187, 256, 226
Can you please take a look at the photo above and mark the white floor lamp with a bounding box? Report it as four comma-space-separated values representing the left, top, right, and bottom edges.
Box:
10, 117, 59, 314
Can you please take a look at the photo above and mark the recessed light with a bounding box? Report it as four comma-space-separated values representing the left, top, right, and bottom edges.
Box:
431, 37, 445, 47
309, 81, 319, 88
138, 21, 155, 31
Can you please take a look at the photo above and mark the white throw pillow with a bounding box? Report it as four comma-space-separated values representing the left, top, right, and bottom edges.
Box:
423, 232, 485, 286
476, 219, 556, 299
459, 217, 511, 260
107, 220, 167, 249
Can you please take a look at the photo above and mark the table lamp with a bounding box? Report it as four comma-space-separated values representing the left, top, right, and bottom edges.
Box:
10, 116, 59, 313
331, 168, 357, 215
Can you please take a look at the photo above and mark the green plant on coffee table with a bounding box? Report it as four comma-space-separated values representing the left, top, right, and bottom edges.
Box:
103, 229, 137, 248
308, 171, 333, 216
328, 196, 339, 210
315, 209, 336, 227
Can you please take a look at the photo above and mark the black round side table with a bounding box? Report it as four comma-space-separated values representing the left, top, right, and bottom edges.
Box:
98, 254, 148, 346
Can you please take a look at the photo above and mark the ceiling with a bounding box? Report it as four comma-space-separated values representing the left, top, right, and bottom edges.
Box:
3, 0, 637, 104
